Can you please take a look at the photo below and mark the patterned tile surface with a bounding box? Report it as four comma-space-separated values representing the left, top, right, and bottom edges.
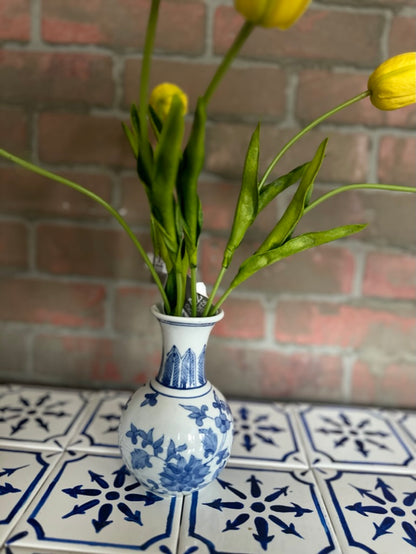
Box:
0, 447, 61, 546
395, 411, 416, 454
296, 404, 416, 471
229, 401, 308, 468
2, 387, 416, 553
315, 468, 416, 553
9, 450, 182, 553
0, 385, 90, 451
68, 390, 131, 453
178, 464, 340, 553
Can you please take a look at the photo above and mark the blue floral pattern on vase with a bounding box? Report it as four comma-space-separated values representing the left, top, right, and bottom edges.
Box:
120, 390, 232, 495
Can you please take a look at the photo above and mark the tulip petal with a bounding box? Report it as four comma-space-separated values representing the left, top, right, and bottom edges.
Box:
234, 0, 311, 29
368, 52, 416, 111
263, 0, 312, 29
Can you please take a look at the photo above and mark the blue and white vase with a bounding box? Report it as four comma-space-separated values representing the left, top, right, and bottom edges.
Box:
118, 304, 233, 496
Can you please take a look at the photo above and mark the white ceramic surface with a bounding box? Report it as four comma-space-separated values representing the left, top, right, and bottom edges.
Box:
118, 306, 233, 496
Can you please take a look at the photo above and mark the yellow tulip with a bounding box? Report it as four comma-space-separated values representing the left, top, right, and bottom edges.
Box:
149, 82, 188, 121
234, 0, 311, 29
367, 52, 416, 111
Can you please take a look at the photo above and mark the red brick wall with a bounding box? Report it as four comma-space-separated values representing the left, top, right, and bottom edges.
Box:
0, 0, 415, 406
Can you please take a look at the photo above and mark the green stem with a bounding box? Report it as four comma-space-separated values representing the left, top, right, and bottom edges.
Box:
209, 284, 234, 316
139, 0, 160, 138
175, 270, 185, 316
304, 183, 416, 214
202, 21, 255, 105
191, 266, 197, 317
258, 91, 371, 190
0, 148, 171, 312
203, 266, 227, 316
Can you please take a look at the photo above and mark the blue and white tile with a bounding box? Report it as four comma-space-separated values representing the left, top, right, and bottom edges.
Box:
0, 385, 90, 451
0, 447, 61, 549
393, 410, 416, 455
229, 401, 308, 468
296, 404, 416, 471
9, 450, 182, 553
315, 467, 416, 553
68, 390, 131, 453
178, 464, 341, 553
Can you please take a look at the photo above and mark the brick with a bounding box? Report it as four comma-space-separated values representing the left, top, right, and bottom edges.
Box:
296, 70, 416, 129
124, 58, 286, 119
259, 351, 344, 402
362, 191, 416, 249
205, 122, 370, 183
351, 360, 416, 407
214, 7, 383, 66
213, 297, 265, 340
0, 107, 29, 156
377, 136, 416, 187
202, 341, 264, 398
119, 175, 152, 226
0, 327, 28, 375
42, 0, 205, 54
389, 16, 416, 56
199, 178, 277, 237
0, 221, 28, 270
38, 112, 133, 167
0, 278, 106, 327
33, 333, 161, 386
0, 51, 114, 108
274, 300, 416, 354
201, 236, 356, 295
34, 335, 121, 385
299, 185, 416, 250
36, 223, 152, 280
114, 286, 161, 333
206, 341, 344, 402
0, 0, 30, 41
0, 167, 112, 219
363, 252, 416, 299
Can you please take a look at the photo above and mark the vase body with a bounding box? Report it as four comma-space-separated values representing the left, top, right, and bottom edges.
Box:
118, 304, 233, 496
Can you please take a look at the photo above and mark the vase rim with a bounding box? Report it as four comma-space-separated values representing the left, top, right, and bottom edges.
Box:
151, 303, 224, 324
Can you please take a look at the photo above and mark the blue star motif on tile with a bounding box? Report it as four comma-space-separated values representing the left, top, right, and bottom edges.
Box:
98, 403, 124, 434
0, 392, 71, 436
346, 476, 416, 547
233, 405, 285, 452
315, 412, 391, 457
203, 474, 312, 551
61, 464, 163, 533
0, 464, 29, 497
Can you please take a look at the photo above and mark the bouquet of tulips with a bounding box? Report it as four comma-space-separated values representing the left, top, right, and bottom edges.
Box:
1, 0, 415, 318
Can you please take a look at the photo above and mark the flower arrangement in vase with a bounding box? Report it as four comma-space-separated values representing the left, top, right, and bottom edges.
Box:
1, 0, 415, 495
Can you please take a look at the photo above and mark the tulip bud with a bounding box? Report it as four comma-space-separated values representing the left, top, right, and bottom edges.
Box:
149, 83, 188, 122
234, 0, 311, 30
367, 52, 416, 111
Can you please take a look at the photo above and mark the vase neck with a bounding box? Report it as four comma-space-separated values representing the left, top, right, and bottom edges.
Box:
153, 314, 220, 390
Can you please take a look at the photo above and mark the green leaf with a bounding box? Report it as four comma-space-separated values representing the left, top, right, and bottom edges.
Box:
258, 163, 308, 213
151, 215, 174, 272
176, 97, 207, 265
229, 223, 367, 290
122, 122, 139, 158
130, 104, 140, 135
222, 123, 260, 268
257, 138, 328, 254
151, 95, 185, 249
148, 104, 162, 138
